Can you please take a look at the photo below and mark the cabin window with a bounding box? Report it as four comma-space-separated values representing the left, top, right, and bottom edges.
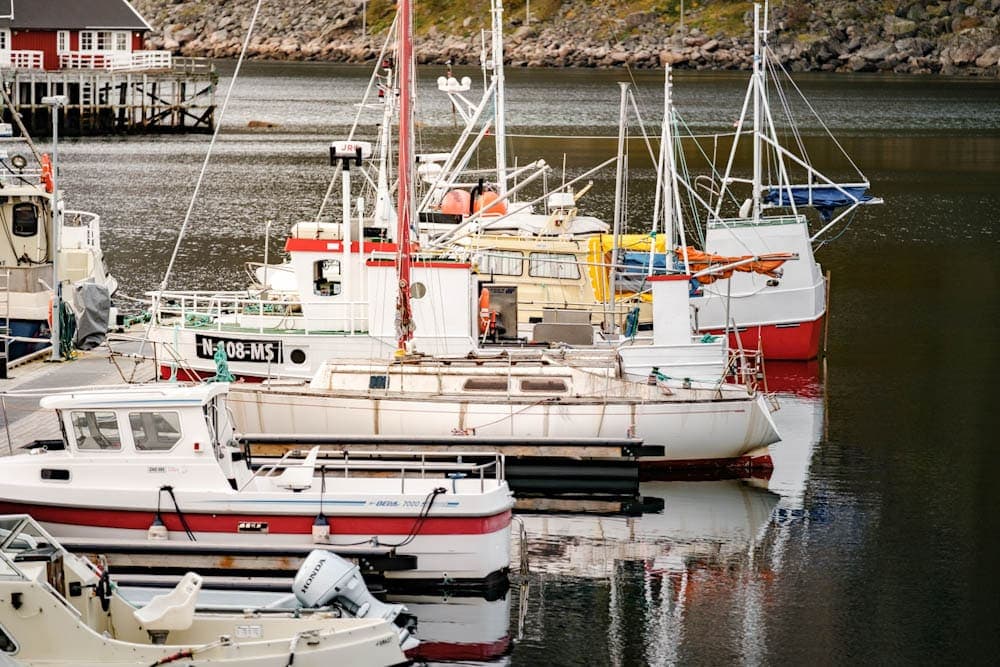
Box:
477, 250, 523, 277
129, 412, 183, 452
96, 31, 111, 51
80, 31, 94, 51
70, 411, 122, 451
529, 253, 580, 280
313, 260, 341, 296
115, 31, 129, 52
11, 203, 39, 237
56, 31, 70, 53
0, 30, 9, 51
0, 624, 17, 653
463, 378, 509, 392
521, 378, 568, 393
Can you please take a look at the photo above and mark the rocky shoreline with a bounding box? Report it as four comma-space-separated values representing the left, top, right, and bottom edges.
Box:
133, 1, 1000, 77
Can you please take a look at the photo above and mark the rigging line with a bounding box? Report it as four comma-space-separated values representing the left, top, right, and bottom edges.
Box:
155, 0, 265, 298
772, 54, 866, 178
766, 56, 809, 168
674, 112, 743, 213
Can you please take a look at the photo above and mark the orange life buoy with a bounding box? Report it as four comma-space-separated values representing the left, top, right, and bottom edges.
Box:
478, 288, 494, 335
40, 154, 54, 193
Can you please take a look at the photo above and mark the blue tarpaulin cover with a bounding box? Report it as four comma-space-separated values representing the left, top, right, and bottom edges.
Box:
764, 185, 871, 221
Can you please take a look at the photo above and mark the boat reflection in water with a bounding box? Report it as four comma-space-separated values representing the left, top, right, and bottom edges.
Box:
505, 371, 825, 664
394, 594, 512, 665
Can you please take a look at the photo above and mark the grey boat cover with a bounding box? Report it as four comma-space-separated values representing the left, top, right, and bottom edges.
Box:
72, 282, 111, 350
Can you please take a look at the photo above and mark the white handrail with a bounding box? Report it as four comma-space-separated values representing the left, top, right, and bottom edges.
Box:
58, 51, 172, 72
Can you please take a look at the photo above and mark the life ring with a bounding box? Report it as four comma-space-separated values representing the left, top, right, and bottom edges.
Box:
478, 288, 494, 335
40, 154, 54, 194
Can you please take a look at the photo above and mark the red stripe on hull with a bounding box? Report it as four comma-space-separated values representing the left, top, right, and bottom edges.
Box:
0, 502, 511, 536
703, 314, 824, 361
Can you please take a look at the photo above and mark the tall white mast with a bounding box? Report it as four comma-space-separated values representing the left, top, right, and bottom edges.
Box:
606, 81, 630, 333
752, 2, 762, 223
491, 0, 508, 198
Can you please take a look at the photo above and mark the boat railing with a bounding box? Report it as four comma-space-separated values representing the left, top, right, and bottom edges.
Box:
249, 449, 506, 494
62, 210, 101, 250
707, 214, 807, 229
152, 290, 370, 335
0, 165, 43, 188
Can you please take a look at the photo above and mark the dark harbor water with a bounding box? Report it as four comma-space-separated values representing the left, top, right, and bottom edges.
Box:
41, 63, 1000, 664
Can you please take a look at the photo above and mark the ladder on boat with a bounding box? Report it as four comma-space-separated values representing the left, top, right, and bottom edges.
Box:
0, 269, 9, 378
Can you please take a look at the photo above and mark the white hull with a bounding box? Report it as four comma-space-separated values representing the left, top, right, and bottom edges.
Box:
693, 216, 825, 332
228, 385, 780, 464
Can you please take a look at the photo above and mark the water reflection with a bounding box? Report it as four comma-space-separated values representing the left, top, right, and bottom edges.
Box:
392, 594, 511, 665
504, 383, 825, 666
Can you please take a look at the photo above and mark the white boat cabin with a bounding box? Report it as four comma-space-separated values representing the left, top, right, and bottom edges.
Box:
39, 383, 254, 490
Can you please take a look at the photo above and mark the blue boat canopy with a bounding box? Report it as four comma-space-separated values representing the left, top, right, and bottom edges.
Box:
764, 185, 871, 221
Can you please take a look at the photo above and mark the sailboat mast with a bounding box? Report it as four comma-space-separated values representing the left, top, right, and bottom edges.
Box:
395, 0, 415, 352
491, 0, 508, 198
605, 81, 630, 334
752, 2, 762, 223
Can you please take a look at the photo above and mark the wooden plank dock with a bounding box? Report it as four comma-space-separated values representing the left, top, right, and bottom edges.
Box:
0, 348, 154, 451
1, 59, 217, 135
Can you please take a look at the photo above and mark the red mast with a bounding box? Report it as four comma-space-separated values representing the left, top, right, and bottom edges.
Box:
394, 0, 415, 353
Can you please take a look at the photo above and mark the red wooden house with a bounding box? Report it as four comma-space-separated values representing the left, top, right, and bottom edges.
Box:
0, 0, 163, 71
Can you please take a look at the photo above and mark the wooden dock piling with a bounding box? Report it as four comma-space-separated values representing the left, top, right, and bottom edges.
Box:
0, 59, 217, 136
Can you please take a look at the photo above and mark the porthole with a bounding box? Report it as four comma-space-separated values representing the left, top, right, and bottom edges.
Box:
411, 282, 427, 299
290, 349, 306, 365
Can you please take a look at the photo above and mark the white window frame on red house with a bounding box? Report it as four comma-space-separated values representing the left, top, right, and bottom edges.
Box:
56, 30, 70, 53
0, 28, 10, 51
79, 30, 132, 53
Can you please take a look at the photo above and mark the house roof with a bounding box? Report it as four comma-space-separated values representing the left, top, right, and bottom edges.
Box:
5, 0, 152, 31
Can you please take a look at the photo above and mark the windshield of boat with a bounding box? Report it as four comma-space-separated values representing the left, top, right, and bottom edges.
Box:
0, 516, 63, 580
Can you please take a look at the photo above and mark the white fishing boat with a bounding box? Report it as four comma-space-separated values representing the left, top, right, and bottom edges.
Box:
0, 133, 117, 363
0, 383, 513, 584
682, 1, 881, 360
0, 514, 410, 666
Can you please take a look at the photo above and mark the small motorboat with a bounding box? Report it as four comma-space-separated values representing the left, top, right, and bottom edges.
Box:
0, 514, 411, 666
0, 383, 513, 585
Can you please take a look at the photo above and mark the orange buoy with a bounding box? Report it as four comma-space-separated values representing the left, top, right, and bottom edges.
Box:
440, 189, 471, 216
473, 190, 507, 217
478, 288, 493, 335
40, 154, 54, 193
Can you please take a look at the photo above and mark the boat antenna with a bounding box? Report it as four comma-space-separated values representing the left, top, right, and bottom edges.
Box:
394, 0, 416, 355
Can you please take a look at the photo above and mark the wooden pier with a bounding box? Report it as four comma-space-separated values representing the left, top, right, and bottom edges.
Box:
0, 59, 217, 136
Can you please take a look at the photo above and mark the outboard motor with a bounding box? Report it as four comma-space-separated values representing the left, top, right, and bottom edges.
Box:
292, 550, 418, 651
